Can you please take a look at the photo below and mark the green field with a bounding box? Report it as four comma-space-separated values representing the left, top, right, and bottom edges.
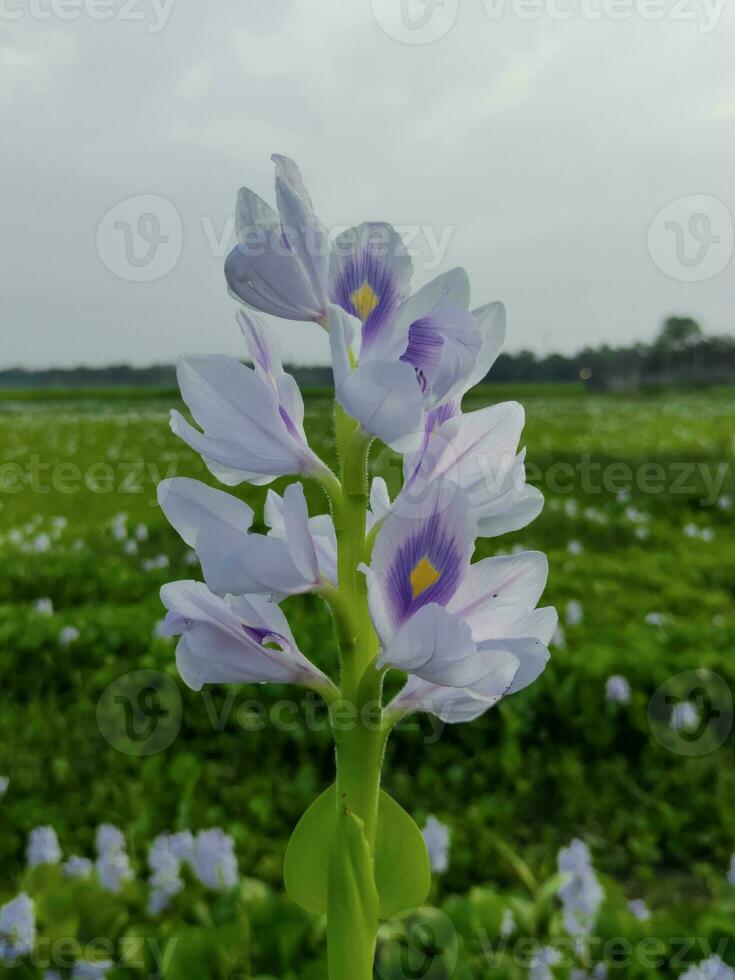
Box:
1, 385, 734, 978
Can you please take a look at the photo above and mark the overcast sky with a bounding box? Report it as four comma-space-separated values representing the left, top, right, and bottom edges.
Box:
2, 0, 734, 368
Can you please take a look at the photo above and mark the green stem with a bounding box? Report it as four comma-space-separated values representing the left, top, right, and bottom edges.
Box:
327, 408, 384, 980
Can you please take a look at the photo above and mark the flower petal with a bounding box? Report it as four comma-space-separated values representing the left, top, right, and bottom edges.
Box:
377, 603, 481, 687
157, 478, 311, 597
173, 354, 321, 485
447, 552, 549, 642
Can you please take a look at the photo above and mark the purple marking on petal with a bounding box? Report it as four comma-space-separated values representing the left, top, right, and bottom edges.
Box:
329, 228, 410, 350
385, 509, 465, 625
278, 404, 302, 441
400, 316, 445, 393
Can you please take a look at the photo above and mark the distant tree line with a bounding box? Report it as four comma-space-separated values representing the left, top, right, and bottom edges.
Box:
2, 318, 733, 391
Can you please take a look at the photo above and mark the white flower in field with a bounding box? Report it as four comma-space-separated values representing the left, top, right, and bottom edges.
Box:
718, 494, 732, 512
567, 540, 583, 555
565, 600, 583, 626
26, 827, 62, 867
500, 908, 515, 938
728, 852, 735, 886
645, 612, 665, 626
111, 523, 127, 542
190, 829, 238, 891
552, 624, 566, 648
63, 856, 93, 879
628, 898, 650, 921
605, 675, 631, 705
671, 700, 700, 733
52, 516, 67, 532
31, 533, 51, 553
34, 597, 54, 617
564, 499, 578, 518
184, 549, 199, 567
59, 626, 80, 648
557, 839, 603, 939
0, 776, 8, 797
681, 956, 735, 980
530, 945, 561, 980
0, 893, 36, 961
95, 825, 133, 895
124, 540, 138, 556
422, 816, 451, 874
147, 833, 186, 915
701, 527, 715, 543
96, 824, 125, 854
635, 526, 650, 541
142, 554, 169, 572
135, 523, 149, 541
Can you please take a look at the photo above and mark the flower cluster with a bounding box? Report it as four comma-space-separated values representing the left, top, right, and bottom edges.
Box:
556, 838, 604, 941
159, 154, 554, 726
147, 828, 239, 914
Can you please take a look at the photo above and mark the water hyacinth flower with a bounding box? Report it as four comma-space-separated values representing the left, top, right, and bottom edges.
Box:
557, 839, 604, 940
422, 816, 451, 874
681, 957, 735, 980
147, 833, 186, 915
605, 674, 631, 705
95, 824, 133, 894
225, 155, 329, 322
565, 600, 583, 626
628, 898, 650, 921
0, 893, 35, 962
157, 154, 554, 980
59, 625, 80, 647
34, 597, 54, 616
671, 700, 700, 733
160, 581, 337, 697
26, 827, 62, 867
63, 856, 93, 879
190, 829, 238, 891
530, 945, 562, 980
170, 312, 335, 489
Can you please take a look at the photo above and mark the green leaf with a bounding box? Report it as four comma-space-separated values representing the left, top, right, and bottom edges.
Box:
284, 784, 431, 919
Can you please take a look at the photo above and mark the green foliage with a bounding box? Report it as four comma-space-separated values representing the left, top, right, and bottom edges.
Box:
284, 785, 430, 918
1, 386, 735, 975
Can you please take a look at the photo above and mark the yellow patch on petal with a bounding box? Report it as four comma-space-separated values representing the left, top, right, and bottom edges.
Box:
350, 282, 379, 321
410, 556, 441, 598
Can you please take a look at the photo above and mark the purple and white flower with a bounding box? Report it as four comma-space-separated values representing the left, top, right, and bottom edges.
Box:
364, 481, 553, 723
95, 825, 133, 895
681, 956, 735, 980
422, 816, 451, 874
0, 893, 35, 962
225, 155, 329, 322
26, 827, 62, 868
160, 580, 336, 697
190, 828, 238, 891
557, 839, 604, 940
170, 311, 333, 487
605, 675, 631, 705
158, 478, 336, 598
